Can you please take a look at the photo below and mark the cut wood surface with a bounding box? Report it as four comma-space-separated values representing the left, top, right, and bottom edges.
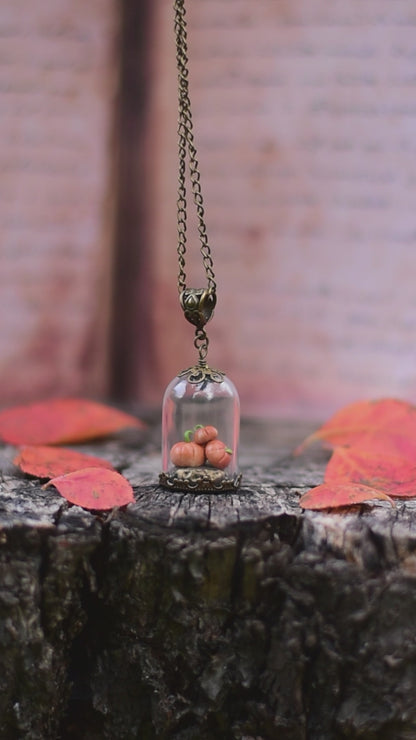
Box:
0, 418, 415, 739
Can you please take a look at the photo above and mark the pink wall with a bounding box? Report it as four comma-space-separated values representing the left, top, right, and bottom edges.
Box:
2, 0, 416, 421
0, 0, 118, 405
139, 0, 416, 420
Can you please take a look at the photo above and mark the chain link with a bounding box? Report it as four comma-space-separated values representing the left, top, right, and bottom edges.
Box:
194, 327, 209, 365
174, 0, 216, 297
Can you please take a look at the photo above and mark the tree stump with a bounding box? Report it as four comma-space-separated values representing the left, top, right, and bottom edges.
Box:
1, 419, 416, 739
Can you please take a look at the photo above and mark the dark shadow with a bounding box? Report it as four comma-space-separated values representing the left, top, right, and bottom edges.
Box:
110, 0, 156, 401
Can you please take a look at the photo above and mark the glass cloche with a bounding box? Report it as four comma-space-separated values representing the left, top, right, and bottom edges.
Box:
159, 364, 241, 492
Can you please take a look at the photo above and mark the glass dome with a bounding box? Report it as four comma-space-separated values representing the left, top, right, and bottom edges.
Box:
159, 365, 241, 492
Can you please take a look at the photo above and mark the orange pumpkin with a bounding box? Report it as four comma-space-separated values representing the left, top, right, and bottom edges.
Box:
205, 439, 233, 469
170, 441, 205, 468
193, 425, 218, 445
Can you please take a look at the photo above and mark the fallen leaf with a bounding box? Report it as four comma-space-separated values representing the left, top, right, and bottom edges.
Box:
14, 445, 115, 479
325, 447, 416, 498
44, 467, 134, 510
299, 482, 393, 510
295, 398, 416, 456
0, 398, 145, 446
344, 430, 416, 463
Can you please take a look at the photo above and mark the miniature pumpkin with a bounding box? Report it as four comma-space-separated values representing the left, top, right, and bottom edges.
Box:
193, 425, 218, 445
170, 441, 205, 467
205, 439, 233, 469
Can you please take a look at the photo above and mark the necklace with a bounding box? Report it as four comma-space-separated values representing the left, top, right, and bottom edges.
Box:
175, 0, 216, 369
159, 0, 242, 493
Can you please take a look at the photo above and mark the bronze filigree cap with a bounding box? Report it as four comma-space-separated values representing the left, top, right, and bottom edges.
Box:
178, 364, 225, 384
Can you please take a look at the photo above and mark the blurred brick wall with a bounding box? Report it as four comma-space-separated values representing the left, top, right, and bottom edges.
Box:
3, 0, 416, 420
137, 0, 416, 419
0, 0, 118, 405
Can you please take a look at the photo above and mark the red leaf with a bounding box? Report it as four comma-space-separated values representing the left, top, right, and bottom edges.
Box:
0, 398, 145, 446
325, 447, 416, 498
14, 446, 114, 479
44, 467, 134, 510
299, 483, 393, 510
295, 398, 416, 457
344, 431, 416, 463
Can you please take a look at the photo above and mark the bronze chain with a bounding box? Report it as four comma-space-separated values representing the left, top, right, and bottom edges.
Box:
174, 0, 216, 365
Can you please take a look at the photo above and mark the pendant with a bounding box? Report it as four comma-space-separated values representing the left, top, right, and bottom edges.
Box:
159, 363, 242, 492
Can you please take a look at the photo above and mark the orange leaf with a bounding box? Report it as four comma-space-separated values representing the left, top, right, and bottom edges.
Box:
343, 430, 416, 462
295, 398, 416, 457
44, 467, 134, 510
325, 447, 416, 498
299, 483, 393, 510
0, 398, 145, 446
14, 445, 115, 479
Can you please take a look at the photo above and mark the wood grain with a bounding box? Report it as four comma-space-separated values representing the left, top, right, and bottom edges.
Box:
0, 419, 415, 738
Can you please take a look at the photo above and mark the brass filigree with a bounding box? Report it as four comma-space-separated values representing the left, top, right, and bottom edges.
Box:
180, 288, 216, 329
178, 364, 225, 384
159, 468, 242, 493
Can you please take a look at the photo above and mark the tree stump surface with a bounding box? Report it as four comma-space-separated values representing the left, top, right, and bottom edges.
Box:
1, 417, 416, 740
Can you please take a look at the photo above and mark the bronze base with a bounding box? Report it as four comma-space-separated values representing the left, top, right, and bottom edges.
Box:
159, 466, 242, 493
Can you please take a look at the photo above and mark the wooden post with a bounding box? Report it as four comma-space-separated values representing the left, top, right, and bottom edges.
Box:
0, 422, 415, 739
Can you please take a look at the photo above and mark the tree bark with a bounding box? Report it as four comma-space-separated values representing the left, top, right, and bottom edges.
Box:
0, 421, 415, 739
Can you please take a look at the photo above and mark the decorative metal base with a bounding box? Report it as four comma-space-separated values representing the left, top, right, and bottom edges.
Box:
179, 288, 216, 329
159, 467, 242, 493
177, 363, 225, 385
